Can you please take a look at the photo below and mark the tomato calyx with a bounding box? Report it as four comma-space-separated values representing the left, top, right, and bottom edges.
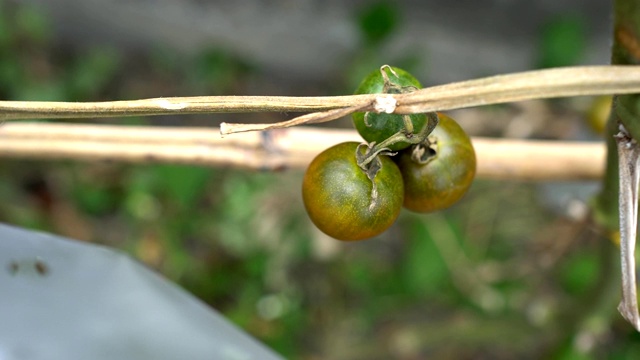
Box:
379, 65, 419, 94
355, 142, 395, 210
359, 111, 439, 167
375, 112, 438, 149
409, 136, 438, 165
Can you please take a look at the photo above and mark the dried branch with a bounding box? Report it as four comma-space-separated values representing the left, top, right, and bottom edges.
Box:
396, 66, 640, 113
0, 95, 372, 121
219, 104, 368, 136
0, 123, 604, 180
0, 66, 639, 136
220, 66, 640, 135
615, 125, 640, 330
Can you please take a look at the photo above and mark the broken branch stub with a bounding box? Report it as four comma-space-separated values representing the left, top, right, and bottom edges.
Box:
616, 123, 640, 331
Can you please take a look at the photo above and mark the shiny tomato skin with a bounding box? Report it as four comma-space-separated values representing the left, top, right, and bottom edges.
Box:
302, 142, 404, 241
352, 67, 428, 151
396, 113, 476, 213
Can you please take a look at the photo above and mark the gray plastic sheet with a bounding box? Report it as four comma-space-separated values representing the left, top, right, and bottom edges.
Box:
0, 223, 283, 360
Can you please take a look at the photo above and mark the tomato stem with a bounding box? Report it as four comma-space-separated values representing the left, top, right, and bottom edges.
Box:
357, 112, 439, 170
402, 114, 414, 134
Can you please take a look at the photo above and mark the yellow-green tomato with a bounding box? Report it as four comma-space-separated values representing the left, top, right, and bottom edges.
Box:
396, 113, 476, 213
302, 142, 404, 241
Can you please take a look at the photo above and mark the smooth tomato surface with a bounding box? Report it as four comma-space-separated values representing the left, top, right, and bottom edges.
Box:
396, 113, 476, 213
302, 142, 404, 241
352, 66, 427, 151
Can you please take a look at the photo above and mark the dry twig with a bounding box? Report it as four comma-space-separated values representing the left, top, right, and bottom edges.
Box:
0, 123, 604, 180
220, 66, 640, 135
0, 66, 639, 137
616, 125, 640, 330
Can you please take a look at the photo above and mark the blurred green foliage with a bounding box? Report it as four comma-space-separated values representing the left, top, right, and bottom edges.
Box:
401, 219, 450, 296
1, 1, 640, 359
357, 1, 399, 47
537, 15, 587, 68
345, 1, 422, 94
559, 250, 601, 296
189, 49, 254, 95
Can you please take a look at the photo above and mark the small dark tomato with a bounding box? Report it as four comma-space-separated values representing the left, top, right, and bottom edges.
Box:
302, 142, 404, 241
396, 113, 476, 213
352, 66, 428, 151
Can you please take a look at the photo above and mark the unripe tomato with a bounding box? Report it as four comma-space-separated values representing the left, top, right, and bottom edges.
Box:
302, 142, 404, 241
396, 113, 476, 213
352, 66, 428, 151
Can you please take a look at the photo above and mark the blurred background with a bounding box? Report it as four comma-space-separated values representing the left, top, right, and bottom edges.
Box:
1, 0, 637, 358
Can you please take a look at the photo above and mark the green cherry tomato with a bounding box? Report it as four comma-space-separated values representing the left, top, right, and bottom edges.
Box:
396, 113, 476, 213
352, 66, 428, 151
302, 142, 404, 241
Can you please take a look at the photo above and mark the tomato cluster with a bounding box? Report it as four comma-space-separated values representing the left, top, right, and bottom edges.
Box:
302, 66, 476, 241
